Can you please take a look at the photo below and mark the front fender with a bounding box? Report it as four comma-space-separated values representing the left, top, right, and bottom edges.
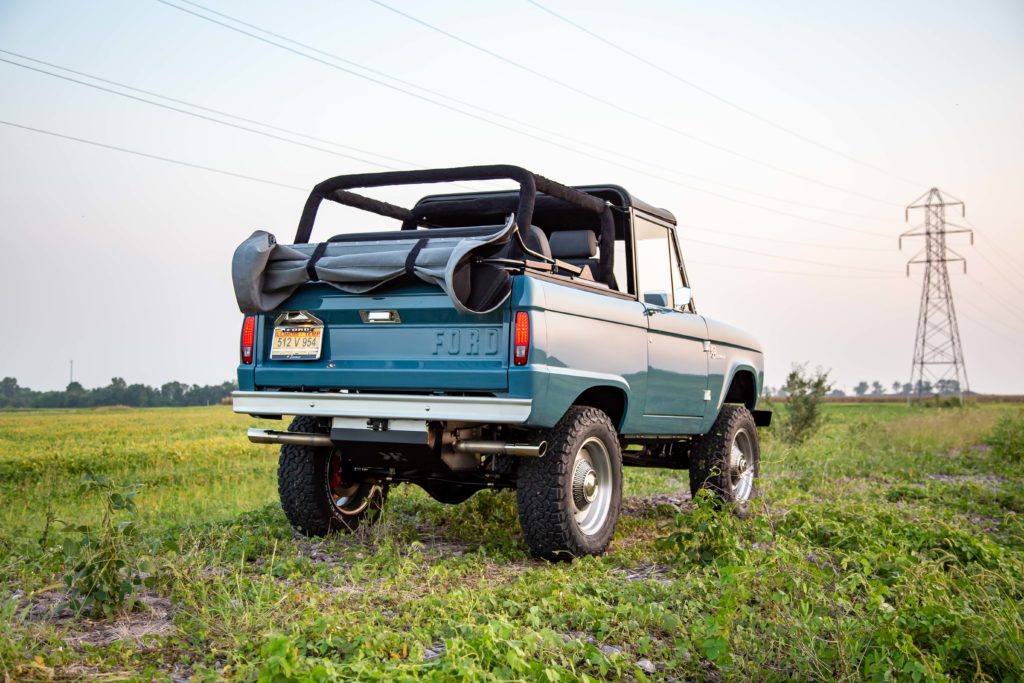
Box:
704, 352, 763, 432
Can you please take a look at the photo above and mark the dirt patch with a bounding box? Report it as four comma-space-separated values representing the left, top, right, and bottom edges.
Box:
614, 563, 674, 585
23, 588, 173, 647
621, 492, 692, 517
927, 473, 1006, 492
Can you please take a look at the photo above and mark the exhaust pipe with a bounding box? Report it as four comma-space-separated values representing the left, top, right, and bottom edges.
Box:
453, 439, 548, 457
248, 428, 333, 447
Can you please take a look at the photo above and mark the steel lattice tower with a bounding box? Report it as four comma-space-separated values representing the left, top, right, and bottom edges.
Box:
900, 189, 973, 403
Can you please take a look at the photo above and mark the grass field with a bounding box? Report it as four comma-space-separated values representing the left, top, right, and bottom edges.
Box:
1, 403, 1022, 681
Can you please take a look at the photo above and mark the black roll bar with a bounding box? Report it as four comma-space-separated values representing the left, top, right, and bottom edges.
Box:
294, 164, 608, 244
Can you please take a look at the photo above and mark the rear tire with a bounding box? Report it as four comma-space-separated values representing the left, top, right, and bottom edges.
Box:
277, 416, 388, 537
516, 406, 622, 561
689, 405, 760, 511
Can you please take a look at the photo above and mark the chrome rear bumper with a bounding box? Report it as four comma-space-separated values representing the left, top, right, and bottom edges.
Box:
231, 391, 532, 424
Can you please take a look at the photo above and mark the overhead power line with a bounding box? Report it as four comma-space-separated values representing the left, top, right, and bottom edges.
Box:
678, 223, 891, 252
153, 0, 893, 240
165, 3, 892, 225
524, 0, 921, 188
3, 119, 906, 283
0, 56, 403, 171
965, 275, 1024, 326
0, 119, 307, 192
958, 310, 1024, 346
964, 216, 1023, 271
687, 259, 899, 280
683, 235, 895, 273
365, 0, 902, 207
0, 49, 417, 168
0, 50, 885, 236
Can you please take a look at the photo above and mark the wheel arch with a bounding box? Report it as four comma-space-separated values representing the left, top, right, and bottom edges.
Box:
722, 367, 758, 411
571, 385, 628, 431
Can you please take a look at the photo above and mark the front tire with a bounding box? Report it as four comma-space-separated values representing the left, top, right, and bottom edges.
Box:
689, 405, 760, 510
277, 416, 388, 537
516, 406, 622, 561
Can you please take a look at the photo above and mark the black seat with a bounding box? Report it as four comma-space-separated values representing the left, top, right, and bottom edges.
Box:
522, 225, 551, 259
549, 230, 600, 281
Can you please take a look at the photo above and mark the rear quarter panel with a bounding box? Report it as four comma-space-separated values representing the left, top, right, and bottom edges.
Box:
509, 276, 648, 431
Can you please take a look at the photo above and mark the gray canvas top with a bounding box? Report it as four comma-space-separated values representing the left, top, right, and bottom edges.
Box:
232, 216, 516, 316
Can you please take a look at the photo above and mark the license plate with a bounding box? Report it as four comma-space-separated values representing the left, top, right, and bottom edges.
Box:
270, 325, 324, 360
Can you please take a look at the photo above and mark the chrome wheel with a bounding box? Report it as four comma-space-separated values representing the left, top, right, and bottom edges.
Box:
571, 436, 613, 536
729, 428, 755, 503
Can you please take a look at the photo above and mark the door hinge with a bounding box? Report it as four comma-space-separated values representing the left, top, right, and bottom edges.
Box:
703, 390, 712, 401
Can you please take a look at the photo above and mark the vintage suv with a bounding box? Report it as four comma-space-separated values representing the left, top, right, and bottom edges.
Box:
231, 165, 769, 560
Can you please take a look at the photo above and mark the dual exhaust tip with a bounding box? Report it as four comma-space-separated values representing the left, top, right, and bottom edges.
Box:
247, 428, 547, 457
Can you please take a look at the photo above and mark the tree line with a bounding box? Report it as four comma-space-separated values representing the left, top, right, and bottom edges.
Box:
0, 377, 237, 409
764, 378, 962, 398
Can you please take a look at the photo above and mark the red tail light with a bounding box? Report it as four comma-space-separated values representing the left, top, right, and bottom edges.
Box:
513, 311, 530, 366
240, 315, 256, 365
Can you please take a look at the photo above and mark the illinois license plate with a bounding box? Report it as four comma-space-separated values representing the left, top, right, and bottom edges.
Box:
270, 325, 324, 360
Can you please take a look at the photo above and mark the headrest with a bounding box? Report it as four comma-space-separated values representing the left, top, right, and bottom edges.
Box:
549, 230, 597, 259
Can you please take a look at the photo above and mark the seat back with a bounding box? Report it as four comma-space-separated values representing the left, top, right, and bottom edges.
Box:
549, 230, 601, 280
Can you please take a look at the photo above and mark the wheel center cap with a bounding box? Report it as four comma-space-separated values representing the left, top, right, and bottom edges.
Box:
573, 461, 598, 507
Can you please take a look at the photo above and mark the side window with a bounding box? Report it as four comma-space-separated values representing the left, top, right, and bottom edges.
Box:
613, 239, 629, 294
634, 216, 678, 308
668, 233, 692, 311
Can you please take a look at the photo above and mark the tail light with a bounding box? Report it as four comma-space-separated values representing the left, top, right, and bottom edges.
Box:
240, 315, 256, 365
513, 311, 530, 366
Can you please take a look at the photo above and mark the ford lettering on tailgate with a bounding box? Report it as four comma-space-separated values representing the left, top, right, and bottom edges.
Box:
432, 329, 501, 356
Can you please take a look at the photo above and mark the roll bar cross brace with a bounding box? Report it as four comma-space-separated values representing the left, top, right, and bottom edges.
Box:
293, 164, 615, 281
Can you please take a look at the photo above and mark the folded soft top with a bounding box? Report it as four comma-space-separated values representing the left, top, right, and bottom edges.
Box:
232, 217, 516, 316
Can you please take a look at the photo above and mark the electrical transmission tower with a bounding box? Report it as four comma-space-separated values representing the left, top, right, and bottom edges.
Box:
900, 189, 973, 403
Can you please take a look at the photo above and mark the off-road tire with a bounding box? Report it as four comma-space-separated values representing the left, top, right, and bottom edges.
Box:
689, 405, 760, 511
516, 406, 622, 561
277, 416, 387, 537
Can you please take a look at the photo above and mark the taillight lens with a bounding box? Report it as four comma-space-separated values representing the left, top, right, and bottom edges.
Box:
240, 315, 256, 365
513, 311, 530, 366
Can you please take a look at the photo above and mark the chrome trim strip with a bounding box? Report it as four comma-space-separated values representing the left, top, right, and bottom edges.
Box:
232, 391, 532, 424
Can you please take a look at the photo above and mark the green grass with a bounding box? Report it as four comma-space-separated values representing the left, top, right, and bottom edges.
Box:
1, 403, 1022, 681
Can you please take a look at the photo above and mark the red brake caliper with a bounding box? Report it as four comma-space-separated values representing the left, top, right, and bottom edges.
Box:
328, 453, 342, 493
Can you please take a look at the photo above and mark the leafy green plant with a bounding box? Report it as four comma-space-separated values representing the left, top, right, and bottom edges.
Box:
778, 364, 831, 444
986, 411, 1024, 462
656, 489, 745, 565
60, 472, 156, 617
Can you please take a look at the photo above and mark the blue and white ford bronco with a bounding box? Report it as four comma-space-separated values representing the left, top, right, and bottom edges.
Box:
232, 165, 769, 560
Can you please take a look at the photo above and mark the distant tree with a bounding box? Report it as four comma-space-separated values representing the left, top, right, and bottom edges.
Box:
871, 381, 885, 395
854, 381, 869, 396
892, 381, 902, 394
829, 388, 846, 397
916, 380, 934, 395
0, 377, 25, 407
935, 379, 960, 395
902, 382, 913, 395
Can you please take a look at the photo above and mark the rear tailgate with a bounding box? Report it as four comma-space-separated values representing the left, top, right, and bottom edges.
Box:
254, 283, 510, 392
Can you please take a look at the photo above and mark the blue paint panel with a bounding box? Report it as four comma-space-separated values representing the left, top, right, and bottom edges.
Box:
253, 282, 510, 392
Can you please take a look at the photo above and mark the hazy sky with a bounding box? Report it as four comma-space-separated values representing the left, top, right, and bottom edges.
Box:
1, 0, 1022, 394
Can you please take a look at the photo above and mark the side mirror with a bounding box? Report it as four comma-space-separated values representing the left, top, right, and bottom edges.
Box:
643, 291, 670, 307
674, 286, 692, 308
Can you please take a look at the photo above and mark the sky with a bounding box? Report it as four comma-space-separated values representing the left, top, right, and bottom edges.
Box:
1, 0, 1022, 394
